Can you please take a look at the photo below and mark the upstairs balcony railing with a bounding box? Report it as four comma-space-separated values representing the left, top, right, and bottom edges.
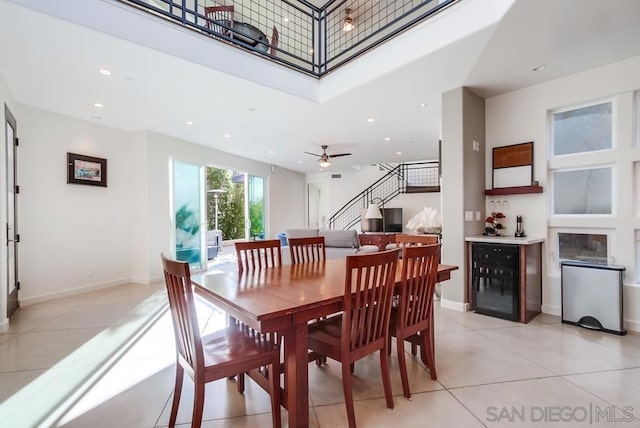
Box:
117, 0, 459, 77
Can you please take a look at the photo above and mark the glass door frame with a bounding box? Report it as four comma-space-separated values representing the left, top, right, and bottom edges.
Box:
5, 104, 19, 319
171, 159, 206, 272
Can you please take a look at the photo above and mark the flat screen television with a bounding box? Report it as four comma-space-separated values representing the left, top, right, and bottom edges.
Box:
360, 207, 403, 233
382, 208, 403, 233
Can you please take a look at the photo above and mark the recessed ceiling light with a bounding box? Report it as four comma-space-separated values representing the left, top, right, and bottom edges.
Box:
533, 64, 547, 72
223, 133, 231, 138
99, 69, 111, 76
384, 137, 391, 141
268, 150, 274, 154
367, 118, 375, 123
298, 160, 303, 163
186, 121, 194, 125
309, 48, 314, 54
396, 151, 402, 155
93, 103, 103, 108
419, 103, 427, 107
283, 17, 289, 22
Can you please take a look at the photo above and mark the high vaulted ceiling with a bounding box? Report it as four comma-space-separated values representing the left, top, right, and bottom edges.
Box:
1, 0, 640, 173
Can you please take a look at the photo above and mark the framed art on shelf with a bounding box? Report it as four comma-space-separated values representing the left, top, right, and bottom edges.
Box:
67, 152, 107, 187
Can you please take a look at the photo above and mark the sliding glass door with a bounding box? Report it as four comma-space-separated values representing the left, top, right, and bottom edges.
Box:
247, 175, 265, 240
173, 160, 205, 270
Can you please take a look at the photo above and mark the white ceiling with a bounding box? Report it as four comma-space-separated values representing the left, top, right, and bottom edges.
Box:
1, 0, 640, 173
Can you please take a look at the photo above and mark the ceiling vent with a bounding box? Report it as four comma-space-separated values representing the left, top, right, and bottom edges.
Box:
331, 174, 342, 179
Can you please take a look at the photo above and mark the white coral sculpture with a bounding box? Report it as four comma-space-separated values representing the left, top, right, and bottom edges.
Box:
406, 206, 442, 234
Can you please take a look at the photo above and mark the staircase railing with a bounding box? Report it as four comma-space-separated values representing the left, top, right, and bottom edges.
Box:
327, 161, 439, 230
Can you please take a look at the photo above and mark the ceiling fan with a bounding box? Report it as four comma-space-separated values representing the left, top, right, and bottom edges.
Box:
304, 145, 352, 168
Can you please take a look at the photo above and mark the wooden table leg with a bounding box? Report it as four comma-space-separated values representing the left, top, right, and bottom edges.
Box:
283, 322, 309, 427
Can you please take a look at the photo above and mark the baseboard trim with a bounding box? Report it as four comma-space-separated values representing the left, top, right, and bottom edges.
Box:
625, 319, 640, 333
0, 319, 7, 333
440, 298, 468, 312
542, 304, 561, 317
20, 278, 130, 307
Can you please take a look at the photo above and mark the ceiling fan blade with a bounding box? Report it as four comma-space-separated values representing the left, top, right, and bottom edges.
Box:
304, 151, 321, 157
328, 153, 352, 158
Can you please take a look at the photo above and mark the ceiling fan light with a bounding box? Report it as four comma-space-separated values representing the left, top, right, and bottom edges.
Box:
319, 159, 331, 168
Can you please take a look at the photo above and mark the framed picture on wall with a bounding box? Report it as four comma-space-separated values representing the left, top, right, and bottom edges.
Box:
67, 152, 107, 187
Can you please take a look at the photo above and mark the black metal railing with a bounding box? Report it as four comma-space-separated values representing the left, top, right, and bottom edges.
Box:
327, 161, 439, 230
116, 0, 460, 77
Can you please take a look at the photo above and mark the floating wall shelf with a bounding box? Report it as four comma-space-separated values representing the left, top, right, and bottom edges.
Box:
484, 185, 543, 196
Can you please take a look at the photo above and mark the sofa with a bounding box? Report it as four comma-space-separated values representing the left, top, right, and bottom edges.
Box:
283, 229, 378, 264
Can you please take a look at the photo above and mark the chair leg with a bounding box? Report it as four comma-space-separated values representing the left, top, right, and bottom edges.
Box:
396, 335, 411, 399
236, 372, 245, 394
420, 329, 437, 380
379, 349, 394, 409
342, 362, 357, 428
169, 364, 184, 428
269, 361, 282, 428
411, 342, 418, 356
192, 380, 205, 428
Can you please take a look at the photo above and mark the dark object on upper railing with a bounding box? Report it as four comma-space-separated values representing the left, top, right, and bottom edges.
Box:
230, 22, 270, 53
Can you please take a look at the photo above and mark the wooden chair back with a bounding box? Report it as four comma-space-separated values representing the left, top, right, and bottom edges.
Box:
288, 236, 326, 264
397, 244, 441, 334
270, 25, 279, 56
391, 243, 441, 397
235, 239, 282, 272
204, 5, 234, 38
161, 253, 203, 372
395, 233, 439, 248
344, 249, 400, 353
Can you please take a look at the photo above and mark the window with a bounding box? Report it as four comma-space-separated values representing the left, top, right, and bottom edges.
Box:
558, 232, 608, 265
552, 102, 612, 156
553, 167, 612, 215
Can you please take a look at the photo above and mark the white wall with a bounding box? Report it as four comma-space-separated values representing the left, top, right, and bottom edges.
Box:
441, 87, 485, 309
306, 164, 440, 231
8, 107, 305, 305
486, 54, 640, 331
16, 105, 137, 304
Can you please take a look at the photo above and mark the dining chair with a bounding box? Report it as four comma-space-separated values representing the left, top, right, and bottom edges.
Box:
389, 244, 441, 398
235, 239, 282, 273
270, 25, 279, 56
307, 249, 400, 428
386, 233, 439, 252
204, 5, 234, 39
288, 236, 326, 264
160, 254, 281, 428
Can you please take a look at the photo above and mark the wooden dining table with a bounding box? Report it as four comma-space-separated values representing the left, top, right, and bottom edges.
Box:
191, 258, 458, 427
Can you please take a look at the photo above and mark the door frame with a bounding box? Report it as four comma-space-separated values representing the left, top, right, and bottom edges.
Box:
4, 103, 19, 319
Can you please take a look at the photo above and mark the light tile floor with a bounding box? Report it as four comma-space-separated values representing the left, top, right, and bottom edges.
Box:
2, 274, 640, 427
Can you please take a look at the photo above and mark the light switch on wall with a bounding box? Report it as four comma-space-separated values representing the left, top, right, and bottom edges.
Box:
464, 211, 473, 221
